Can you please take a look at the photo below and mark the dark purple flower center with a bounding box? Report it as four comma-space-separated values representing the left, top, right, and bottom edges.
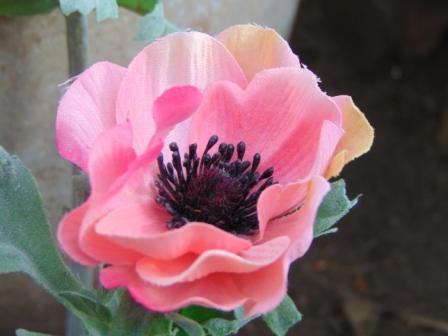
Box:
155, 135, 276, 235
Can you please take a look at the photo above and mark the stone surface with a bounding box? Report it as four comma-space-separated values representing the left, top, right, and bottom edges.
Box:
0, 1, 299, 335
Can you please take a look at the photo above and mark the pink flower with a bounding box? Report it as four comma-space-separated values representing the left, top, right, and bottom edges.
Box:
56, 25, 373, 317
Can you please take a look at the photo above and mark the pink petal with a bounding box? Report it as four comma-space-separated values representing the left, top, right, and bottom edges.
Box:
100, 266, 248, 312
95, 203, 252, 260
127, 86, 202, 175
256, 183, 308, 242
261, 176, 330, 262
153, 86, 203, 140
135, 236, 290, 286
57, 203, 97, 266
188, 68, 344, 183
115, 32, 247, 154
87, 86, 200, 208
78, 203, 144, 266
216, 24, 300, 81
100, 259, 290, 317
235, 258, 288, 317
56, 62, 126, 171
100, 265, 137, 289
78, 216, 142, 265
87, 124, 136, 198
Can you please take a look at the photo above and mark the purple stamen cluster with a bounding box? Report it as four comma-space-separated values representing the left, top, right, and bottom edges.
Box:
155, 135, 276, 235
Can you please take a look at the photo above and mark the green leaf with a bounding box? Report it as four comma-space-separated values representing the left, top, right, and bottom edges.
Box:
263, 296, 302, 336
180, 306, 232, 323
59, 0, 118, 21
16, 330, 53, 336
59, 0, 95, 16
117, 0, 158, 15
203, 308, 254, 336
167, 313, 205, 336
0, 0, 57, 16
147, 318, 176, 336
0, 146, 108, 335
58, 291, 111, 335
95, 0, 119, 21
105, 290, 154, 336
0, 146, 84, 294
314, 179, 358, 238
137, 1, 179, 42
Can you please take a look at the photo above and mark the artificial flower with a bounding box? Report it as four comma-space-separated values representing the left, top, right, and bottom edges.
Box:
56, 24, 373, 317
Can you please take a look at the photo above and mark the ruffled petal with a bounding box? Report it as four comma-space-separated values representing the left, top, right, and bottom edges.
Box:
256, 183, 308, 242
100, 257, 289, 317
95, 203, 252, 260
235, 258, 288, 317
261, 176, 330, 262
100, 266, 247, 312
115, 32, 247, 153
326, 96, 374, 177
57, 203, 97, 265
189, 68, 343, 183
135, 236, 289, 286
56, 62, 125, 171
216, 24, 300, 81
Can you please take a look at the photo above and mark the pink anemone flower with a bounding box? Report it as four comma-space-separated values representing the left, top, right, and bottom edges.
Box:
56, 25, 373, 317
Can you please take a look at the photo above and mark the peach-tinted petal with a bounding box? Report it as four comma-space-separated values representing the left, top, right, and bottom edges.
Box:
115, 32, 247, 153
100, 266, 247, 312
326, 96, 374, 177
216, 24, 300, 81
325, 150, 347, 179
95, 203, 252, 260
57, 203, 97, 266
87, 124, 136, 197
189, 68, 343, 183
56, 62, 125, 171
261, 176, 330, 262
135, 236, 289, 286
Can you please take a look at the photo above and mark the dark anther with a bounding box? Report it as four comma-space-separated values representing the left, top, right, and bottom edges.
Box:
237, 141, 246, 160
251, 153, 261, 173
155, 136, 277, 236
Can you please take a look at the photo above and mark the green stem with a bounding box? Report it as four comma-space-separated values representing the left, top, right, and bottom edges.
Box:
64, 11, 92, 336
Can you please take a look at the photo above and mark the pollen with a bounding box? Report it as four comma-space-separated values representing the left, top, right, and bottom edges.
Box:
155, 135, 276, 235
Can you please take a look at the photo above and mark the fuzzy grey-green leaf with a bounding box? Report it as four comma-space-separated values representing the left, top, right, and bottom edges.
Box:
0, 146, 83, 294
167, 313, 205, 336
59, 0, 95, 16
59, 0, 118, 21
203, 308, 254, 336
0, 146, 106, 335
137, 1, 179, 42
314, 179, 358, 237
263, 295, 302, 336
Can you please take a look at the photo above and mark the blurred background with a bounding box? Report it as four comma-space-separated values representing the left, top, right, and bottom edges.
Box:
0, 0, 447, 335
